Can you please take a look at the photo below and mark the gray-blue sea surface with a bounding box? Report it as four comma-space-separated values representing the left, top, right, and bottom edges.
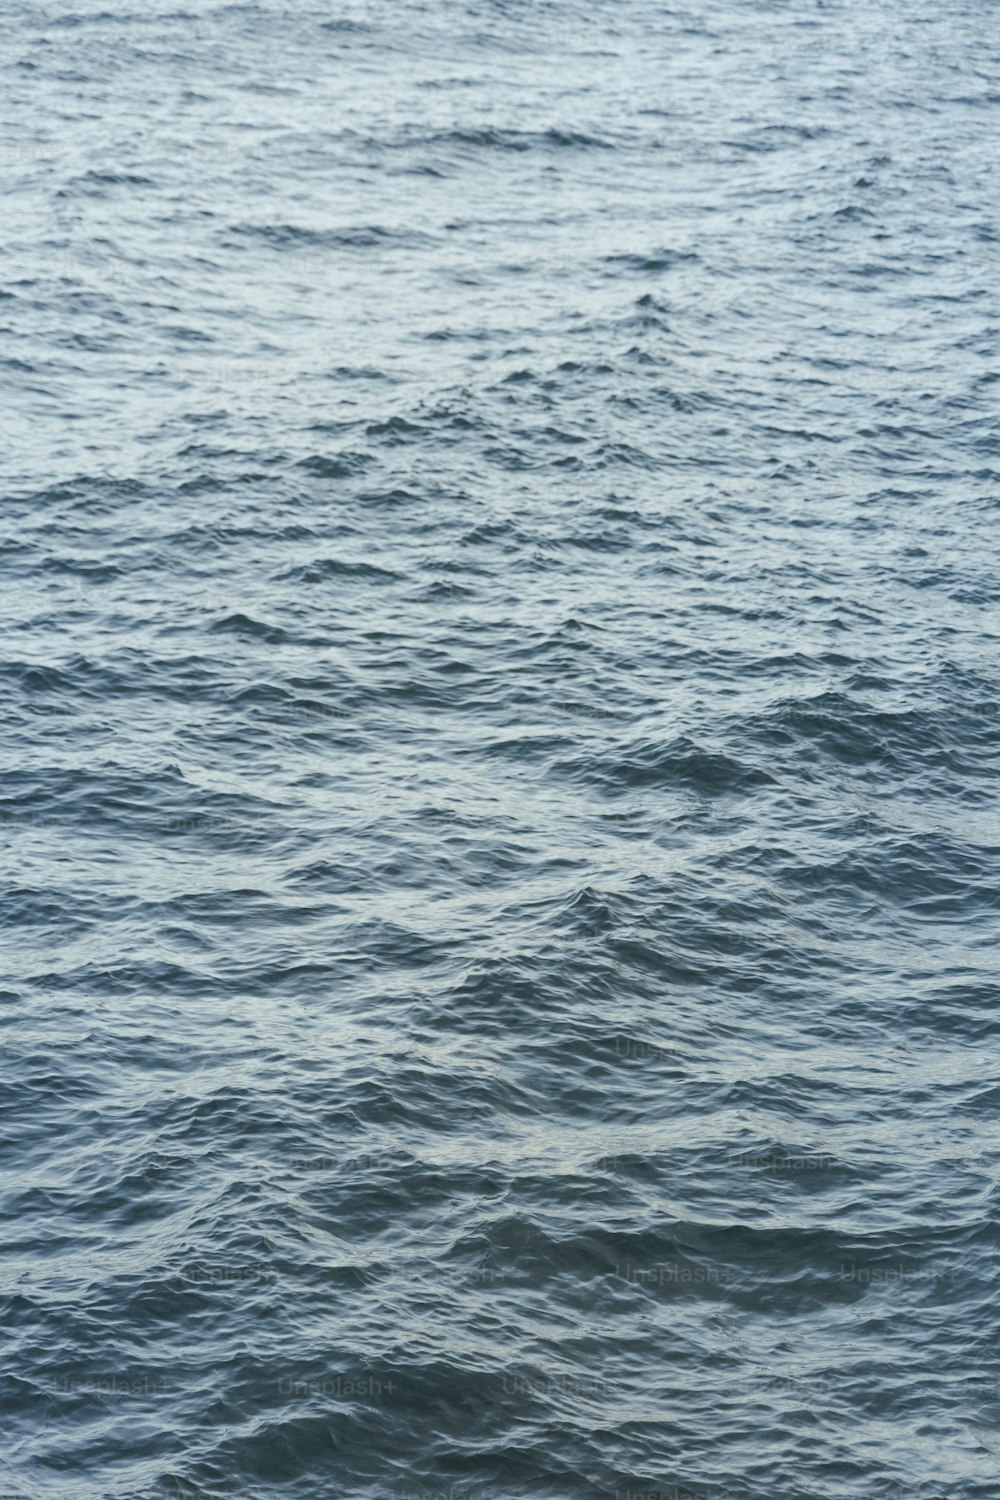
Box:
2, 0, 999, 1496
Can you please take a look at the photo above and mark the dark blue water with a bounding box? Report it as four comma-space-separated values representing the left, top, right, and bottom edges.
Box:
3, 1, 999, 1496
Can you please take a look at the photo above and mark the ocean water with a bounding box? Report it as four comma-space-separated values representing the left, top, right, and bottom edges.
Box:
2, 0, 999, 1495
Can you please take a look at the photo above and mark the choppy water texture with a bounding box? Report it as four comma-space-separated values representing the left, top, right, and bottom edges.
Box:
3, 0, 1000, 1496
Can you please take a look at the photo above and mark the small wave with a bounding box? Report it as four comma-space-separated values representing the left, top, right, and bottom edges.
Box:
296, 452, 371, 478
556, 735, 777, 794
207, 611, 292, 643
225, 222, 434, 250
604, 247, 700, 272
275, 557, 402, 585
397, 125, 618, 153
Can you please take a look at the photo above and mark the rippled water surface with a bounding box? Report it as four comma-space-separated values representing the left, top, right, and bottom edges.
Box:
3, 1, 1000, 1496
